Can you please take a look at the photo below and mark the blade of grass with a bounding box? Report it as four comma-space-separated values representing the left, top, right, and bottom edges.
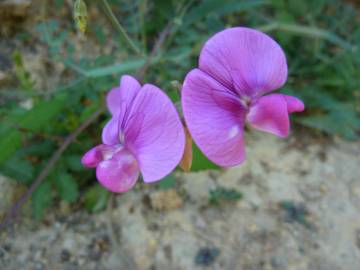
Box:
258, 22, 356, 52
99, 0, 142, 56
139, 0, 148, 52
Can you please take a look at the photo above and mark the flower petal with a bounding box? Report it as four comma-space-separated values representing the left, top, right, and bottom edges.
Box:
96, 148, 139, 193
81, 144, 119, 168
106, 75, 141, 115
102, 75, 141, 145
182, 69, 247, 167
247, 93, 304, 137
102, 117, 120, 145
199, 27, 287, 97
124, 84, 185, 183
283, 95, 305, 113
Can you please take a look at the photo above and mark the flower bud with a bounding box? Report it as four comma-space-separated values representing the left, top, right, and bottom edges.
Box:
74, 0, 88, 33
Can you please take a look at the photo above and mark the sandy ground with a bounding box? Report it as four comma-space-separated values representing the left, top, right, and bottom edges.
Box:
1, 132, 360, 270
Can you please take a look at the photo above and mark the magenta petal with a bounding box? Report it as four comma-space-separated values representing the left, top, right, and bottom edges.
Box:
81, 144, 118, 168
247, 94, 292, 137
102, 75, 141, 145
106, 87, 122, 115
106, 75, 141, 116
124, 84, 185, 183
283, 95, 305, 113
199, 27, 287, 97
102, 117, 119, 145
96, 148, 139, 193
182, 69, 247, 167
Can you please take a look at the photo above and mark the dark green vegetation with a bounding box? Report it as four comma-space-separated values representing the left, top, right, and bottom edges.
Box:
279, 200, 312, 228
195, 247, 220, 266
209, 187, 243, 205
0, 0, 359, 219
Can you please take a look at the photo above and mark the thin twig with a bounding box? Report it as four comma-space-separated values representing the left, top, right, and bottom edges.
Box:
137, 0, 194, 81
0, 77, 87, 100
139, 0, 148, 52
100, 0, 142, 56
0, 106, 105, 231
137, 21, 173, 81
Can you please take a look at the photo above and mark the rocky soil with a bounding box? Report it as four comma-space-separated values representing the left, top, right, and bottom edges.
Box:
1, 132, 360, 270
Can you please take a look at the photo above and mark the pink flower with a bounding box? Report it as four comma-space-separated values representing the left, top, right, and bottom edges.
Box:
182, 27, 304, 167
82, 75, 185, 192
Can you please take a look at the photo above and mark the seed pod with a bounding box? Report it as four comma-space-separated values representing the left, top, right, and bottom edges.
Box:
179, 125, 193, 172
74, 0, 88, 33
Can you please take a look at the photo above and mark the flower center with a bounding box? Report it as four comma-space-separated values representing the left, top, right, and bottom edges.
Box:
102, 144, 124, 161
239, 96, 251, 108
119, 130, 125, 144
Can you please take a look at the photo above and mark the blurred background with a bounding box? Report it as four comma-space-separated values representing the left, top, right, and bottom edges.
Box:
0, 0, 360, 269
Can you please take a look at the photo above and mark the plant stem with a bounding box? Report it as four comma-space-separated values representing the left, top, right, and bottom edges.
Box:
139, 0, 147, 52
258, 22, 355, 52
100, 0, 142, 56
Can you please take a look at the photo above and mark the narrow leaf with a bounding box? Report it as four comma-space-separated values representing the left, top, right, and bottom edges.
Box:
55, 173, 79, 203
32, 180, 53, 220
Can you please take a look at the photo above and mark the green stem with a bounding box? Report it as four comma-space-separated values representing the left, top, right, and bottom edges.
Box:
258, 22, 355, 52
139, 0, 147, 52
100, 0, 142, 56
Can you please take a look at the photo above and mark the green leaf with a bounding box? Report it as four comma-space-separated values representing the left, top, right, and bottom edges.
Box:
299, 113, 359, 140
279, 200, 311, 228
18, 94, 67, 132
0, 94, 67, 166
0, 155, 34, 183
79, 100, 100, 122
67, 58, 146, 78
65, 155, 83, 172
258, 22, 354, 51
183, 0, 265, 28
0, 130, 22, 165
209, 187, 243, 205
157, 174, 176, 190
84, 185, 109, 212
32, 180, 53, 220
55, 173, 79, 203
191, 143, 219, 171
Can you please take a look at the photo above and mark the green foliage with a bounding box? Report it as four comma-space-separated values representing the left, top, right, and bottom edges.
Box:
54, 173, 79, 203
65, 155, 84, 172
182, 0, 265, 28
67, 58, 146, 78
0, 93, 67, 165
32, 181, 53, 220
0, 131, 22, 167
195, 247, 220, 267
84, 185, 110, 213
12, 50, 36, 92
157, 174, 176, 190
1, 155, 34, 183
284, 88, 360, 140
279, 200, 311, 228
209, 187, 243, 205
191, 144, 219, 171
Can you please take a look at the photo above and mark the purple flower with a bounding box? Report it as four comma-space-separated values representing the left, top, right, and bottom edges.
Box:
182, 27, 304, 167
82, 75, 185, 192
